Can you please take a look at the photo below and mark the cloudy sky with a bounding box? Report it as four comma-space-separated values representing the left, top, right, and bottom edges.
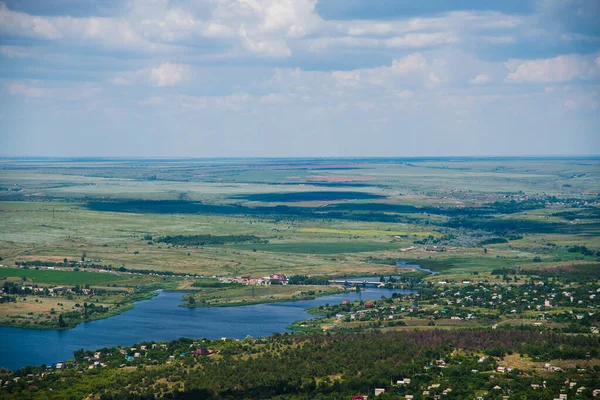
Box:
0, 0, 598, 157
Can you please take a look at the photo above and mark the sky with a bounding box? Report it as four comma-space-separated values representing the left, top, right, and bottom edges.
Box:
0, 0, 599, 157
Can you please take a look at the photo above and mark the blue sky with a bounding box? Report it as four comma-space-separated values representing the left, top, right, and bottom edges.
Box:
0, 0, 598, 157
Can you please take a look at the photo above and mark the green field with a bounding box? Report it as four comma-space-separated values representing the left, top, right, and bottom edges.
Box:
0, 267, 123, 285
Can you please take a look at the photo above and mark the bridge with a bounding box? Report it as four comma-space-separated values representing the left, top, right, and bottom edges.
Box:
329, 280, 385, 286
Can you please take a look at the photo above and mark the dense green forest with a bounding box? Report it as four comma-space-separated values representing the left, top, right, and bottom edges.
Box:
2, 329, 599, 399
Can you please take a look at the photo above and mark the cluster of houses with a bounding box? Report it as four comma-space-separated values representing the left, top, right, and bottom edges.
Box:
428, 281, 599, 320
220, 273, 288, 285
350, 370, 600, 400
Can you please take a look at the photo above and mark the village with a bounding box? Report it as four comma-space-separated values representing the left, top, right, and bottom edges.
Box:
296, 278, 600, 335
218, 273, 288, 286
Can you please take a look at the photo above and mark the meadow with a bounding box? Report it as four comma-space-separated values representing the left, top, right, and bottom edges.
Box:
0, 267, 122, 286
0, 157, 598, 281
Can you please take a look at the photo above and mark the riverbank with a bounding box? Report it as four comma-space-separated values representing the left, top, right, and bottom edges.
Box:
0, 290, 158, 330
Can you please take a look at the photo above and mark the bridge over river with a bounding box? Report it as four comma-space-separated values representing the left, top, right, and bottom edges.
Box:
329, 279, 385, 286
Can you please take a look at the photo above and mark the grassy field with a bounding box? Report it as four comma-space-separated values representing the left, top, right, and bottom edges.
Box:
0, 157, 598, 280
0, 267, 123, 285
185, 284, 344, 307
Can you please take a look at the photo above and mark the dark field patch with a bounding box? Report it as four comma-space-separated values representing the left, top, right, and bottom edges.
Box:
158, 235, 266, 246
84, 200, 582, 236
230, 242, 399, 254
521, 263, 600, 279
230, 191, 385, 202
446, 217, 600, 235
552, 207, 600, 221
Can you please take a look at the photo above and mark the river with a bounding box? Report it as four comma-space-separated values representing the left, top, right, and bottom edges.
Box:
0, 287, 412, 370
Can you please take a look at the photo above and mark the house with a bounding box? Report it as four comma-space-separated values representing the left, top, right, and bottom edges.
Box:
269, 273, 287, 285
375, 388, 385, 396
55, 363, 63, 369
191, 347, 216, 356
351, 396, 368, 400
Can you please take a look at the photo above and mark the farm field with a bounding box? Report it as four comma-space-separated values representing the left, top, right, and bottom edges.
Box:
0, 267, 123, 286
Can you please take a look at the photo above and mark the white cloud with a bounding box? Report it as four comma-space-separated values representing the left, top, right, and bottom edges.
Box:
7, 82, 45, 97
385, 33, 458, 48
332, 71, 361, 87
150, 63, 192, 87
390, 53, 427, 74
0, 5, 62, 40
239, 25, 291, 57
505, 54, 599, 83
427, 72, 441, 86
470, 74, 492, 85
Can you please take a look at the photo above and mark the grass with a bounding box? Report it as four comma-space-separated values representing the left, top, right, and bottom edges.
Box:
185, 284, 344, 307
0, 267, 123, 285
229, 242, 401, 254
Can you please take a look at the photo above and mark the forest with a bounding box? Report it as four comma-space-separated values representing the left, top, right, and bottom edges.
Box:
1, 329, 599, 399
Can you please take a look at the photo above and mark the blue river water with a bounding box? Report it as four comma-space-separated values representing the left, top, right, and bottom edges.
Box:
0, 287, 411, 370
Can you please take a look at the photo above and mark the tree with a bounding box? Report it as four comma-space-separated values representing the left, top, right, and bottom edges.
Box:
63, 258, 68, 264
187, 296, 196, 306
58, 314, 67, 328
81, 252, 86, 262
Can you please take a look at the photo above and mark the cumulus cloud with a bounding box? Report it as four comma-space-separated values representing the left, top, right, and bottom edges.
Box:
470, 74, 492, 85
390, 53, 427, 74
505, 54, 599, 83
385, 33, 458, 48
0, 5, 62, 40
150, 63, 192, 87
332, 71, 361, 87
